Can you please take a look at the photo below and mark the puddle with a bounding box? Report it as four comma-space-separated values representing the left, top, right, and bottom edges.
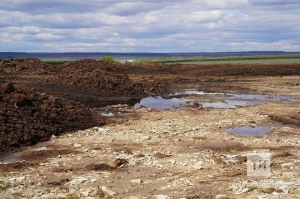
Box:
135, 90, 294, 110
134, 96, 189, 110
224, 126, 271, 137
0, 142, 51, 164
91, 104, 140, 119
99, 112, 114, 117
202, 100, 264, 109
228, 94, 293, 100
0, 151, 23, 164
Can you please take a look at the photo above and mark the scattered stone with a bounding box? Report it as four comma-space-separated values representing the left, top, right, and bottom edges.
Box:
74, 143, 82, 148
114, 158, 129, 167
130, 179, 143, 184
235, 188, 249, 194
101, 186, 116, 196
57, 193, 67, 199
216, 195, 229, 199
193, 161, 203, 170
81, 190, 90, 197
169, 159, 176, 165
68, 177, 89, 185
141, 136, 151, 141
155, 195, 169, 199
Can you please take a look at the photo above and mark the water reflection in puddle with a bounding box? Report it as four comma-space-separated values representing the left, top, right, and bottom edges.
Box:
99, 112, 114, 117
224, 126, 271, 137
134, 90, 294, 110
202, 100, 263, 109
228, 94, 293, 100
0, 151, 23, 164
134, 96, 188, 110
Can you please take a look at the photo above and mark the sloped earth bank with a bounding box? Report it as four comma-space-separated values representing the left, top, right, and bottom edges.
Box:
0, 82, 105, 155
0, 59, 300, 198
1, 59, 164, 107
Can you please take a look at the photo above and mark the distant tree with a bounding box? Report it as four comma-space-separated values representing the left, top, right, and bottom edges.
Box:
99, 56, 115, 64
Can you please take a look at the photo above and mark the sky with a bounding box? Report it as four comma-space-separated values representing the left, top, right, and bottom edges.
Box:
0, 0, 300, 52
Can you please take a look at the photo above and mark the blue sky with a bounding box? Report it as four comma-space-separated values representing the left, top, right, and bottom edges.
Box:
0, 0, 300, 52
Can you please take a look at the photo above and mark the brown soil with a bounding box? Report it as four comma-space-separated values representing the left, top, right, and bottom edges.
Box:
1, 59, 300, 155
1, 58, 300, 198
0, 81, 104, 154
125, 62, 300, 77
0, 59, 162, 154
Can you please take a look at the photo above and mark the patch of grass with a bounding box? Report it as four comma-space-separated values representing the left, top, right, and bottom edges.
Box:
97, 186, 106, 198
136, 54, 300, 64
124, 147, 133, 154
178, 58, 300, 65
45, 188, 50, 194
94, 186, 112, 199
246, 184, 259, 192
230, 149, 236, 154
0, 180, 5, 191
66, 193, 80, 199
40, 57, 76, 62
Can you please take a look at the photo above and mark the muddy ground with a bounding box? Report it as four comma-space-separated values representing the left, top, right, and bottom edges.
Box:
0, 59, 300, 198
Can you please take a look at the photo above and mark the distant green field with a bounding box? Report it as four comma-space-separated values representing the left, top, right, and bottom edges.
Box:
178, 58, 300, 65
39, 57, 76, 62
136, 54, 300, 64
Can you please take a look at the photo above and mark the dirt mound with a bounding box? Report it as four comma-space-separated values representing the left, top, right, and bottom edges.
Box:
0, 82, 105, 154
0, 58, 56, 75
46, 60, 135, 92
32, 59, 156, 107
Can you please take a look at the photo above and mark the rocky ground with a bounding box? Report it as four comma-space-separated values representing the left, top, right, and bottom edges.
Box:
0, 59, 300, 198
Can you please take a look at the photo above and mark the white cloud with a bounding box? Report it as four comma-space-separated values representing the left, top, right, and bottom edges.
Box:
0, 0, 299, 52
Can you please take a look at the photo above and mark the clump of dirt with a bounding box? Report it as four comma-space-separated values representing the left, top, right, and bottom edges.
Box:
269, 112, 300, 125
154, 152, 171, 158
0, 58, 56, 75
0, 82, 105, 154
0, 162, 38, 173
85, 163, 115, 171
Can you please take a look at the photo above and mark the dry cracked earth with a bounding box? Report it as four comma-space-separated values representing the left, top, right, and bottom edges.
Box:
0, 59, 300, 199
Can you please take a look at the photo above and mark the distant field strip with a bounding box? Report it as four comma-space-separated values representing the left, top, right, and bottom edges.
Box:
178, 58, 300, 64
136, 54, 300, 64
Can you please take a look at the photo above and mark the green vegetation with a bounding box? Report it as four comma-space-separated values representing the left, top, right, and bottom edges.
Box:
0, 180, 5, 191
94, 186, 112, 199
135, 54, 300, 64
124, 147, 133, 154
99, 56, 118, 64
40, 57, 75, 62
246, 184, 259, 192
179, 58, 300, 65
66, 193, 80, 199
230, 149, 236, 154
96, 186, 106, 198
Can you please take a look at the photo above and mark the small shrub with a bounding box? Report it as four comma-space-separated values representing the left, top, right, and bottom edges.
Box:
96, 186, 106, 198
0, 180, 5, 191
230, 149, 236, 154
94, 186, 112, 198
246, 184, 259, 192
99, 56, 116, 64
66, 193, 79, 199
124, 147, 132, 154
